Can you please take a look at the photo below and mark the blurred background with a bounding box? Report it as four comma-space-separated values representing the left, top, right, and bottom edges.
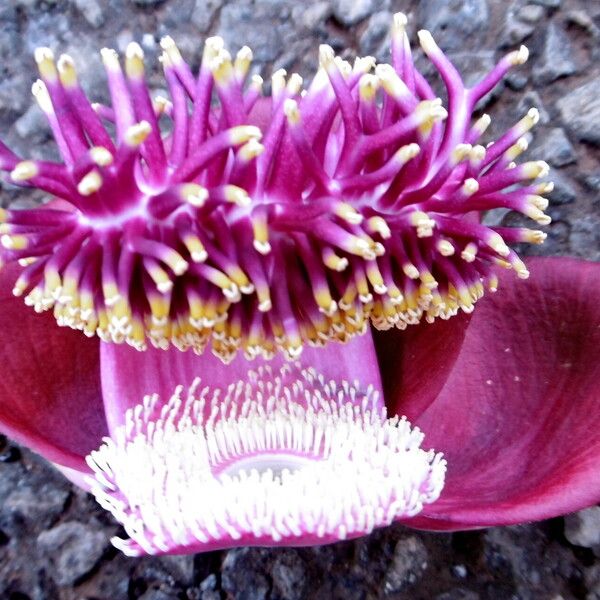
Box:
0, 0, 598, 598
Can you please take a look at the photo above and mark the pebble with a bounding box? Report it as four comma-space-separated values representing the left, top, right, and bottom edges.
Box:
294, 1, 331, 31
530, 0, 561, 7
191, 0, 223, 32
518, 4, 545, 22
384, 536, 429, 593
533, 24, 577, 85
418, 0, 490, 50
537, 128, 576, 167
72, 0, 105, 28
221, 548, 270, 600
517, 90, 550, 124
557, 80, 600, 146
564, 507, 600, 549
37, 521, 109, 586
545, 170, 576, 204
271, 552, 307, 600
436, 590, 481, 600
569, 215, 600, 261
332, 0, 378, 26
359, 11, 392, 60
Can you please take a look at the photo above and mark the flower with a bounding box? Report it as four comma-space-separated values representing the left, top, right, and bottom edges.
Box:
0, 257, 598, 555
0, 14, 598, 557
0, 15, 551, 363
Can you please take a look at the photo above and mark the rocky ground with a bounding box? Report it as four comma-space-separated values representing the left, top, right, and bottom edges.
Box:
0, 0, 599, 598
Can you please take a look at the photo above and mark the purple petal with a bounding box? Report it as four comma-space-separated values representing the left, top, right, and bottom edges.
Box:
382, 257, 600, 528
100, 332, 383, 434
0, 263, 106, 471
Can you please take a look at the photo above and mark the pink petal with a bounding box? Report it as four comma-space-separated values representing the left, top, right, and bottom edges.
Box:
381, 258, 600, 528
0, 263, 106, 471
100, 332, 383, 434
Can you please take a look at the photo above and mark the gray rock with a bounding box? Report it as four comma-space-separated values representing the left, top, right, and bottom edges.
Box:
537, 128, 576, 168
139, 588, 181, 600
436, 590, 480, 600
557, 80, 600, 146
191, 0, 223, 32
131, 0, 165, 5
565, 507, 600, 548
530, 0, 561, 6
15, 104, 48, 141
518, 4, 545, 22
4, 479, 70, 529
37, 521, 109, 586
359, 11, 392, 60
502, 19, 535, 46
384, 536, 429, 594
217, 1, 291, 64
418, 0, 490, 50
158, 555, 195, 587
200, 574, 218, 591
271, 551, 307, 600
294, 2, 331, 31
332, 0, 377, 26
222, 548, 270, 600
545, 171, 576, 205
533, 24, 577, 85
73, 0, 105, 28
569, 215, 600, 261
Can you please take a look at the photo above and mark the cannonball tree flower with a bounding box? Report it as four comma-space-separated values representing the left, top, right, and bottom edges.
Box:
0, 14, 598, 556
0, 15, 551, 362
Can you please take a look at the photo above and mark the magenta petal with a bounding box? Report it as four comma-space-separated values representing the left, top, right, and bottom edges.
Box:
391, 258, 600, 529
100, 332, 383, 434
0, 264, 106, 471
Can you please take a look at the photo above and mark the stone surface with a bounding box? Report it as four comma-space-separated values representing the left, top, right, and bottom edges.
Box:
557, 80, 600, 146
37, 521, 109, 586
564, 507, 600, 548
383, 536, 429, 593
533, 24, 577, 85
418, 0, 490, 50
537, 128, 576, 167
332, 0, 376, 26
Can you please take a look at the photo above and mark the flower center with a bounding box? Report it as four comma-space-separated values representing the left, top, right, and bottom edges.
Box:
86, 365, 446, 556
0, 15, 551, 362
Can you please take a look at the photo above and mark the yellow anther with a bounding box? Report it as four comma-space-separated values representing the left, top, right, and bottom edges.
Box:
34, 47, 57, 81
451, 143, 472, 164
523, 204, 552, 225
11, 161, 38, 182
528, 194, 549, 210
319, 44, 335, 69
57, 54, 78, 87
417, 30, 437, 55
202, 36, 224, 64
376, 64, 410, 100
505, 137, 529, 161
509, 45, 529, 66
410, 211, 435, 237
239, 139, 265, 161
516, 108, 540, 135
403, 263, 420, 279
147, 262, 173, 294
100, 47, 120, 71
470, 145, 486, 163
436, 239, 455, 256
522, 229, 547, 244
125, 42, 145, 79
366, 216, 391, 239
0, 208, 7, 223
224, 185, 251, 206
334, 202, 363, 225
162, 249, 188, 276
535, 181, 554, 194
124, 121, 152, 146
487, 233, 510, 257
287, 73, 303, 95
522, 160, 550, 179
335, 57, 352, 78
250, 74, 263, 92
271, 68, 287, 97
462, 178, 479, 195
252, 216, 271, 255
396, 142, 421, 163
153, 96, 171, 115
159, 36, 183, 64
473, 113, 491, 136
229, 125, 262, 145
234, 46, 253, 79
283, 98, 301, 125
1, 234, 27, 250
461, 242, 478, 262
210, 49, 235, 86
322, 247, 349, 272
31, 80, 53, 114
392, 12, 408, 38
77, 170, 103, 196
182, 234, 207, 263
512, 257, 530, 279
487, 273, 499, 292
353, 55, 375, 75
359, 74, 379, 101
102, 282, 120, 307
90, 146, 114, 167
181, 183, 209, 207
